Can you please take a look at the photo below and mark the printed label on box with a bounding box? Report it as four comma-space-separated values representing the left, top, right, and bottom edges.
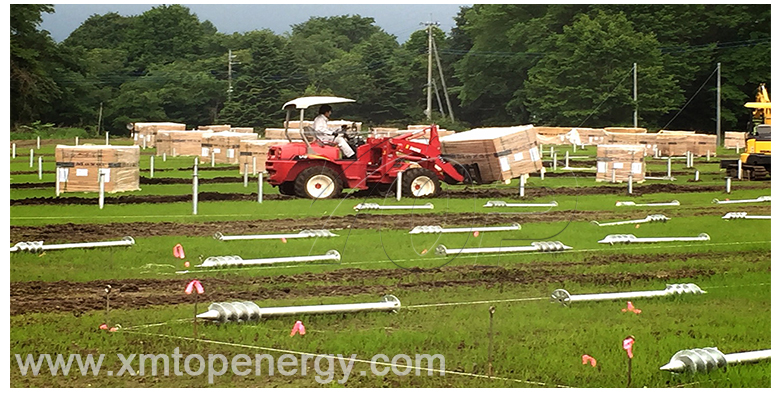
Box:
57, 168, 69, 182
499, 156, 510, 172
227, 149, 235, 158
597, 161, 607, 173
202, 147, 209, 157
514, 152, 524, 161
529, 147, 540, 161
213, 148, 221, 154
632, 162, 643, 174
76, 168, 88, 177
613, 162, 624, 169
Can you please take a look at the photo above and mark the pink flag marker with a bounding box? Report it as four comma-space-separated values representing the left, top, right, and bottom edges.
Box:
173, 243, 185, 259
473, 231, 480, 237
281, 238, 287, 243
581, 354, 597, 367
623, 336, 635, 358
99, 323, 108, 330
621, 301, 642, 314
185, 279, 204, 295
290, 320, 306, 336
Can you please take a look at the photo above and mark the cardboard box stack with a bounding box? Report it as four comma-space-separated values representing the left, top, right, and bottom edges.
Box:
535, 127, 572, 145
55, 145, 140, 193
201, 132, 259, 164
691, 134, 717, 157
725, 131, 747, 149
230, 127, 256, 133
198, 125, 231, 132
604, 132, 657, 155
655, 131, 695, 156
155, 130, 211, 157
133, 122, 186, 148
596, 144, 645, 183
238, 139, 297, 174
441, 125, 542, 183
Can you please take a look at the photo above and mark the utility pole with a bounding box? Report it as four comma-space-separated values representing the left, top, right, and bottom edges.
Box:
717, 63, 722, 146
633, 63, 638, 128
432, 36, 455, 123
421, 20, 439, 121
228, 49, 236, 101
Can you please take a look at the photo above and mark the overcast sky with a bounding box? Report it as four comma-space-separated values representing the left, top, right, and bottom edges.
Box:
39, 3, 469, 43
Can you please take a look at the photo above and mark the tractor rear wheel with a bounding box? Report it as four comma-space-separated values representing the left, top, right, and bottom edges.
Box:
294, 166, 343, 199
402, 168, 441, 197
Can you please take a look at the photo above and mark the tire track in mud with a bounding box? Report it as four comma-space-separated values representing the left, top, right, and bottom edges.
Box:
9, 205, 771, 243
13, 250, 759, 316
9, 182, 770, 206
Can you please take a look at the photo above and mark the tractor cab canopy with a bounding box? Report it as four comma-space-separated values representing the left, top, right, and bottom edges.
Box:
282, 96, 355, 111
280, 96, 355, 152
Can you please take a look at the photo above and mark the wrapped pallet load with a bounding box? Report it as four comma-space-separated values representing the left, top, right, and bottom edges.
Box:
569, 128, 607, 145
55, 145, 140, 193
604, 131, 657, 155
534, 127, 572, 145
691, 134, 717, 157
656, 130, 696, 156
198, 124, 232, 132
156, 130, 211, 157
202, 132, 259, 164
132, 122, 186, 148
238, 139, 297, 174
724, 131, 747, 149
230, 127, 256, 133
441, 125, 542, 183
596, 144, 645, 183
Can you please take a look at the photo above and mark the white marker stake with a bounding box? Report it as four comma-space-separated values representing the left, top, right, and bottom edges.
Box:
142, 136, 146, 149
396, 171, 403, 201
12, 143, 15, 158
694, 170, 700, 182
706, 150, 710, 161
163, 153, 166, 162
612, 167, 616, 183
667, 158, 672, 178
725, 177, 732, 194
565, 151, 569, 168
244, 164, 249, 187
628, 174, 633, 194
55, 167, 60, 196
553, 153, 557, 171
252, 156, 257, 175
193, 160, 199, 215
540, 167, 545, 181
37, 136, 40, 149
737, 160, 743, 180
150, 156, 154, 178
105, 131, 109, 146
75, 136, 79, 146
38, 156, 42, 180
29, 149, 34, 168
519, 175, 526, 197
98, 171, 105, 209
258, 172, 263, 204
211, 151, 215, 167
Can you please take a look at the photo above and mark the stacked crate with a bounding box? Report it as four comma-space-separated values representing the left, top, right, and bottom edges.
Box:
535, 127, 572, 145
155, 130, 211, 157
238, 140, 297, 174
55, 145, 140, 193
198, 125, 231, 132
596, 144, 646, 183
604, 132, 657, 155
655, 131, 695, 156
132, 122, 186, 148
201, 132, 259, 164
725, 131, 747, 149
230, 127, 256, 133
441, 125, 542, 183
691, 134, 717, 157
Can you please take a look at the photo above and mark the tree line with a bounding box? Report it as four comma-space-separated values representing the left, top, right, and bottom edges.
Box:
10, 4, 771, 136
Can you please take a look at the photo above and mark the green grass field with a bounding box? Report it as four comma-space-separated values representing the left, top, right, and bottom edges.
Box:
8, 140, 771, 388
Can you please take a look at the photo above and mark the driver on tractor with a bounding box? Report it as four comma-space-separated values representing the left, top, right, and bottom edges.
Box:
312, 104, 356, 159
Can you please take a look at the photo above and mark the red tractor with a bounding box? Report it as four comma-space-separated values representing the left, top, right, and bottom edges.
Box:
265, 96, 473, 199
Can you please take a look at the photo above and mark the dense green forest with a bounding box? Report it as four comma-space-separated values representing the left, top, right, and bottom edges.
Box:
9, 4, 771, 136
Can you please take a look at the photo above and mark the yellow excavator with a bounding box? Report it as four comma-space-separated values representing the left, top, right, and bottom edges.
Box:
721, 83, 771, 180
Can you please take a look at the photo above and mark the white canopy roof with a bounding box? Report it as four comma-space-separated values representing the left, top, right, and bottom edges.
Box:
282, 96, 355, 110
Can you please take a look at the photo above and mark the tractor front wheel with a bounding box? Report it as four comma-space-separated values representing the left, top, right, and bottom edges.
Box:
402, 168, 441, 197
294, 166, 343, 199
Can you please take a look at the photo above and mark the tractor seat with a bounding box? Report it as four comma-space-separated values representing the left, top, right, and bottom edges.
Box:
302, 126, 335, 147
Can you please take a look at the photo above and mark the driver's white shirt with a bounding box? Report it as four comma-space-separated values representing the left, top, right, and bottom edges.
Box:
312, 114, 333, 137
